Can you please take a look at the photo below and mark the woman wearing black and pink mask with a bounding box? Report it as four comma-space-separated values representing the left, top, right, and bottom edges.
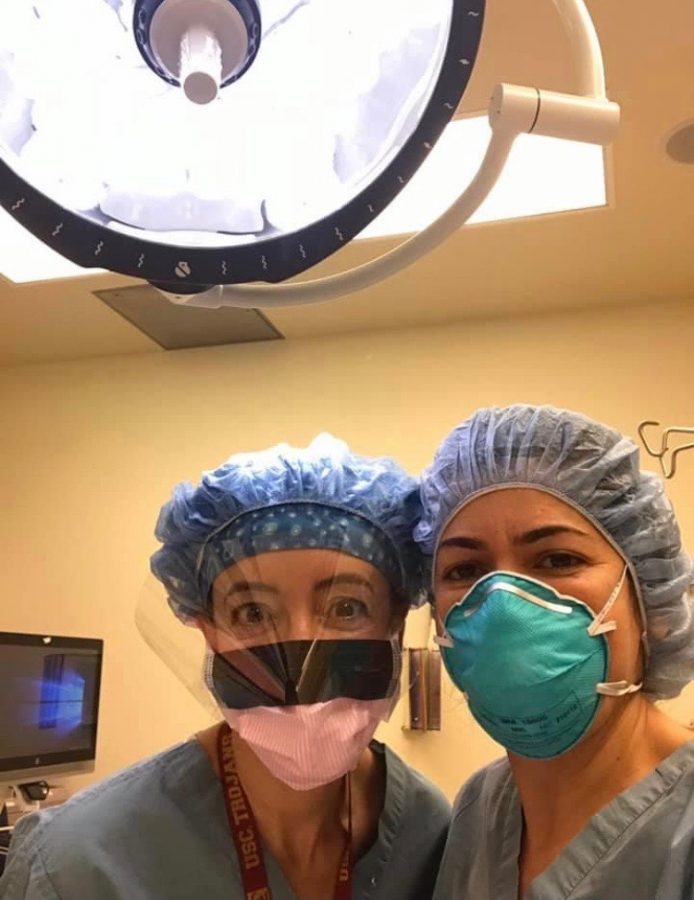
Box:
2, 434, 449, 900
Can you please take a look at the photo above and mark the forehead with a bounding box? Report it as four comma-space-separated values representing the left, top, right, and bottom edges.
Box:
212, 547, 389, 590
440, 487, 601, 542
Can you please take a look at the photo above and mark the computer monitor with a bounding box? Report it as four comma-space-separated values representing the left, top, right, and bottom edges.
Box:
0, 632, 103, 786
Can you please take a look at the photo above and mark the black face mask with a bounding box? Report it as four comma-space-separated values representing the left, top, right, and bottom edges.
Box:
209, 639, 400, 709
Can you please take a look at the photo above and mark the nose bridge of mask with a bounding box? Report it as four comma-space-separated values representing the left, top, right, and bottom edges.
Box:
439, 567, 628, 638
436, 571, 579, 648
487, 581, 574, 615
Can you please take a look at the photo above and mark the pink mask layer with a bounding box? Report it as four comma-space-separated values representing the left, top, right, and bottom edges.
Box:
221, 696, 394, 791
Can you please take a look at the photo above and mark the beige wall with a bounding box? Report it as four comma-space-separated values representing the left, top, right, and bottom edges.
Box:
2, 297, 693, 800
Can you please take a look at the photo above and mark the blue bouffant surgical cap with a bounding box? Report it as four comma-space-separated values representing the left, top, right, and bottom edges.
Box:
415, 405, 694, 700
151, 434, 425, 621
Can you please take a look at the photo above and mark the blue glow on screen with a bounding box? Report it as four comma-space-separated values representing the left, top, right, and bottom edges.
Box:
37, 656, 86, 732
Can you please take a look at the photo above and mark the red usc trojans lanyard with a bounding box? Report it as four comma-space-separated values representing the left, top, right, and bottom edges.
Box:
217, 723, 352, 900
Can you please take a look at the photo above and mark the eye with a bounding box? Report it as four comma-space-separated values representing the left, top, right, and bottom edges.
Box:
440, 561, 487, 584
229, 602, 271, 628
537, 552, 585, 571
330, 598, 370, 619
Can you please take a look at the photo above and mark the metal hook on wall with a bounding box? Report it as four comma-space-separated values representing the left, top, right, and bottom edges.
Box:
638, 421, 694, 479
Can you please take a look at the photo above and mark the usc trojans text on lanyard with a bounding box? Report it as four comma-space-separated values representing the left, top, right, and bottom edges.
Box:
217, 723, 352, 900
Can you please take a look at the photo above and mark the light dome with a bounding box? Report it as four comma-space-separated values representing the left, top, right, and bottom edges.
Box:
0, 0, 484, 291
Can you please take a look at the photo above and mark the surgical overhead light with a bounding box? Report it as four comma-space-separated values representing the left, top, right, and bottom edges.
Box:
0, 0, 619, 309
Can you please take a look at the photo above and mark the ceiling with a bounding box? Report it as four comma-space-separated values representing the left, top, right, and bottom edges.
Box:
2, 0, 694, 367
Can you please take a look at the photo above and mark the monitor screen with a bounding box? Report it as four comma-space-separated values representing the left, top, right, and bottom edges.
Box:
0, 632, 103, 776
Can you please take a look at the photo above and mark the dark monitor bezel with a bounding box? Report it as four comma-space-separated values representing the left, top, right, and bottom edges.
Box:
0, 631, 104, 775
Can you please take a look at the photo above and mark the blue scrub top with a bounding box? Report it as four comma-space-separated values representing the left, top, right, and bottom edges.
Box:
1, 738, 450, 900
433, 740, 694, 899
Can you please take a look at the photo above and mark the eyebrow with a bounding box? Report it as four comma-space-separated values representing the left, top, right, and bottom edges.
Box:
314, 573, 375, 594
221, 573, 376, 598
438, 535, 487, 551
222, 580, 279, 598
516, 525, 591, 544
438, 525, 591, 552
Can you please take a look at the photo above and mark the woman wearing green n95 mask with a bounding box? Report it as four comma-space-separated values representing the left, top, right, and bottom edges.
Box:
417, 405, 694, 900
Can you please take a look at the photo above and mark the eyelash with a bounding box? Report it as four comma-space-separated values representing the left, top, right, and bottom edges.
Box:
226, 601, 272, 629
222, 596, 373, 628
537, 552, 585, 570
442, 562, 485, 583
327, 597, 372, 620
442, 552, 587, 583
